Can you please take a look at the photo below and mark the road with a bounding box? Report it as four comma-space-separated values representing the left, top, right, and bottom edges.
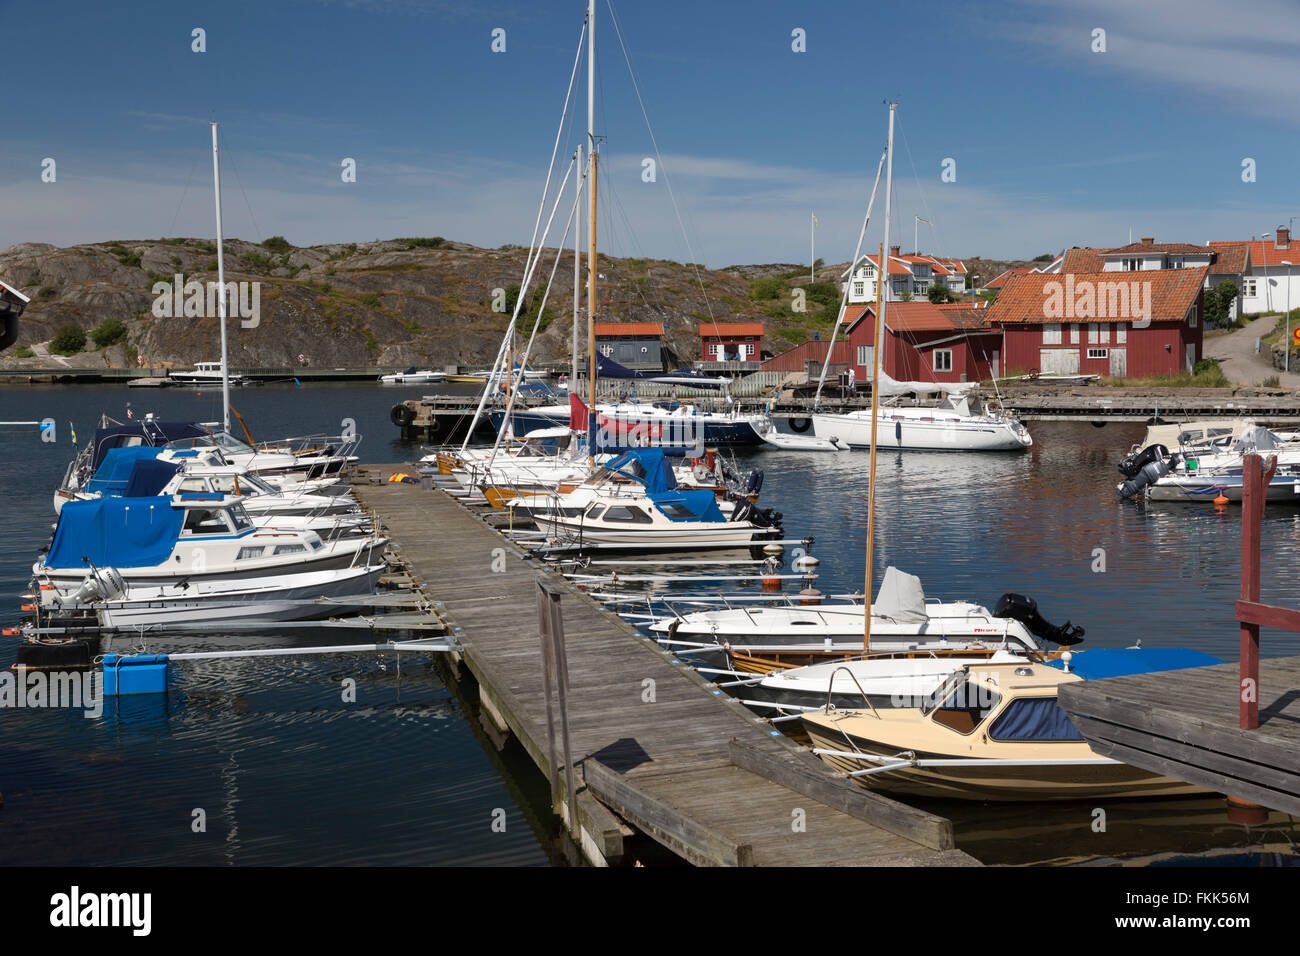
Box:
1205, 314, 1300, 387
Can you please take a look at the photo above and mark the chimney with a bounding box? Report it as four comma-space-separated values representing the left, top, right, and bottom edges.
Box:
1277, 227, 1290, 250
890, 245, 901, 257
1140, 237, 1154, 246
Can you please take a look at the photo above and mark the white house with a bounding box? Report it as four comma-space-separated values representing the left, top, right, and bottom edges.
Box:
1210, 227, 1300, 317
840, 246, 967, 304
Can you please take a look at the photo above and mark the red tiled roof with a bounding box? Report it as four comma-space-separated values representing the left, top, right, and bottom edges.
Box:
984, 267, 1035, 290
884, 301, 989, 333
1210, 239, 1297, 268
1105, 241, 1212, 256
840, 304, 874, 328
1059, 248, 1106, 273
594, 322, 662, 336
698, 322, 763, 337
986, 268, 1207, 325
1206, 242, 1250, 274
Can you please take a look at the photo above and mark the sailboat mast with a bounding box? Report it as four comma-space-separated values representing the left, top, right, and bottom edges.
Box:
210, 122, 230, 435
572, 143, 582, 395
864, 102, 896, 653
586, 0, 598, 430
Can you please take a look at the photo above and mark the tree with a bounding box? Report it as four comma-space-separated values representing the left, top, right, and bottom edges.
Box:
928, 284, 956, 303
262, 235, 291, 251
1203, 279, 1240, 328
898, 289, 914, 302
50, 325, 86, 355
91, 318, 127, 348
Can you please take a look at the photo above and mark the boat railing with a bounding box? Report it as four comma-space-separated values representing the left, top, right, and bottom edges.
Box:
824, 666, 880, 718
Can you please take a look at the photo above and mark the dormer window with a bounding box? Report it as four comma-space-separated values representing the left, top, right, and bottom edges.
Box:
1125, 258, 1141, 271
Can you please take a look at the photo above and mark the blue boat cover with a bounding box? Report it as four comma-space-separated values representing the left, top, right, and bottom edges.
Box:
89, 421, 209, 470
606, 448, 679, 494
45, 498, 184, 569
1045, 647, 1222, 680
988, 698, 1086, 742
83, 447, 162, 495
123, 459, 182, 497
648, 489, 725, 523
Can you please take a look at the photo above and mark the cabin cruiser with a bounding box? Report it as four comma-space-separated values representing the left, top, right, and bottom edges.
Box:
164, 429, 360, 483
168, 361, 250, 386
649, 568, 1083, 671
802, 649, 1219, 801
1118, 422, 1300, 501
379, 367, 447, 385
33, 494, 387, 598
812, 387, 1031, 452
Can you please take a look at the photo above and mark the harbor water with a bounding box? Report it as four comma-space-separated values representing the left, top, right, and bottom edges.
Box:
2, 383, 1298, 865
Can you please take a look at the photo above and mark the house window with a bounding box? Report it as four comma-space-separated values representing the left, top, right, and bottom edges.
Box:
1116, 323, 1127, 344
856, 345, 873, 368
710, 344, 720, 357
934, 349, 953, 372
599, 344, 613, 357
853, 281, 864, 297
1244, 278, 1258, 297
1087, 348, 1109, 360
1099, 323, 1110, 344
1126, 258, 1141, 271
1069, 323, 1080, 344
892, 279, 907, 294
914, 281, 930, 294
1042, 322, 1062, 345
1189, 306, 1198, 328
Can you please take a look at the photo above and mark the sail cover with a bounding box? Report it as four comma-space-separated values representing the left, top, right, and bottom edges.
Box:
876, 370, 973, 397
872, 567, 928, 623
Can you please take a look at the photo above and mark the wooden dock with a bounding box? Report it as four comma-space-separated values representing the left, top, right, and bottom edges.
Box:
352, 466, 977, 867
1059, 656, 1300, 815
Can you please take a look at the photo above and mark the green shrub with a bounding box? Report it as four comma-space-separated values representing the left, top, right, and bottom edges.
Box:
749, 276, 785, 300
263, 235, 291, 251
14, 346, 34, 358
91, 318, 127, 348
359, 292, 382, 307
50, 325, 86, 355
399, 237, 445, 249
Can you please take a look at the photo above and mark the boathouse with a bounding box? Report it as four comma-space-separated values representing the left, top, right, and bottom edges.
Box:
986, 267, 1206, 378
593, 321, 664, 371
698, 321, 763, 364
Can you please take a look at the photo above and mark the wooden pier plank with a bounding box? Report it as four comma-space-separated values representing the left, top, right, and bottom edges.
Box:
355, 473, 973, 867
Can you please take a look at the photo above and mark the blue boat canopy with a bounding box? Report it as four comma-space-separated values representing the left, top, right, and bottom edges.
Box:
648, 489, 725, 523
123, 459, 182, 497
45, 498, 184, 569
605, 448, 679, 494
89, 421, 209, 471
1045, 647, 1222, 680
83, 446, 163, 495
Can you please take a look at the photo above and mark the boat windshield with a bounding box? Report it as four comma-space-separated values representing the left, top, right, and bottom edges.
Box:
213, 432, 256, 455
922, 674, 1002, 735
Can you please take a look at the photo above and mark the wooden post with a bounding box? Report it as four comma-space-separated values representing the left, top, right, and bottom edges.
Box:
1240, 454, 1263, 730
536, 574, 578, 831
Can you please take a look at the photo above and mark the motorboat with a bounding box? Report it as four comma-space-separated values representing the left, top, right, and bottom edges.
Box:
168, 361, 250, 386
801, 648, 1220, 801
33, 494, 387, 597
379, 367, 447, 385
1118, 422, 1300, 502
750, 414, 849, 451
648, 568, 1083, 671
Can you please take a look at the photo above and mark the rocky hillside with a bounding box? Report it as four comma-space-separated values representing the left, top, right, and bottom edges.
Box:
0, 237, 1034, 370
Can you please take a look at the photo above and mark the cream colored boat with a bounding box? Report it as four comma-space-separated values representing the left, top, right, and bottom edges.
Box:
802, 655, 1213, 802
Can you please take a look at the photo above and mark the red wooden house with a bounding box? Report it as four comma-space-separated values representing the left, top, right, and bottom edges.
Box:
985, 269, 1205, 378
698, 322, 763, 361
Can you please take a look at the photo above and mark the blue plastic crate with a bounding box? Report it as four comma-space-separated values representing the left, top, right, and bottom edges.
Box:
102, 653, 170, 695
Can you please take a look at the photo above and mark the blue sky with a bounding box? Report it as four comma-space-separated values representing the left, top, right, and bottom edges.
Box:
2, 0, 1298, 269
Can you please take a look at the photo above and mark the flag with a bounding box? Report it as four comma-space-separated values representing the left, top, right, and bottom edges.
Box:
916, 217, 930, 224
569, 392, 588, 431
766, 392, 778, 415
69, 422, 77, 446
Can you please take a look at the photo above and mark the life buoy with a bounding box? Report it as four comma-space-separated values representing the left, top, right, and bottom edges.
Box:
390, 403, 415, 427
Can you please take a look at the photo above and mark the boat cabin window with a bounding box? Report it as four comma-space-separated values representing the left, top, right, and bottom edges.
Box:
586, 505, 606, 520
274, 544, 307, 555
988, 697, 1085, 742
602, 506, 653, 524
926, 679, 1001, 735
227, 505, 254, 531
237, 546, 265, 560
179, 478, 211, 493
182, 508, 233, 535
657, 501, 700, 520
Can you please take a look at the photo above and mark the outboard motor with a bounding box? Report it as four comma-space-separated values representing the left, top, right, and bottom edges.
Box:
1118, 443, 1169, 479
745, 470, 764, 495
61, 567, 126, 605
731, 499, 783, 530
993, 592, 1085, 646
1117, 454, 1175, 499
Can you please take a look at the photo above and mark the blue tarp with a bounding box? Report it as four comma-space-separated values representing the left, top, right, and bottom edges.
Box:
89, 421, 209, 471
83, 447, 162, 495
123, 459, 181, 497
1045, 647, 1222, 680
606, 448, 678, 494
45, 497, 184, 569
988, 698, 1086, 742
648, 489, 725, 523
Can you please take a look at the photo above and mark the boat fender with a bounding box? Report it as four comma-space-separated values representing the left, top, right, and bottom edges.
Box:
390, 403, 416, 427
746, 470, 764, 495
993, 592, 1085, 646
1118, 443, 1169, 479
